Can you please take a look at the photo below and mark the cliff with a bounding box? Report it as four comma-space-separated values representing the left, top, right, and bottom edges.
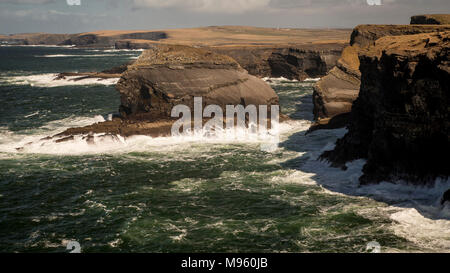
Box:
321, 31, 449, 185
0, 33, 72, 45
311, 23, 450, 130
212, 43, 344, 81
411, 14, 450, 25
0, 31, 167, 47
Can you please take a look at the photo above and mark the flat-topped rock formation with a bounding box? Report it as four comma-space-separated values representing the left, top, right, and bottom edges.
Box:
46, 44, 279, 141
118, 44, 278, 120
311, 20, 450, 131
411, 14, 450, 25
321, 31, 450, 185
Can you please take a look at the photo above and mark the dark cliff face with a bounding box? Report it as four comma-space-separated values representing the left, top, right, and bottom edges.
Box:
212, 44, 344, 81
61, 32, 168, 48
411, 14, 450, 25
321, 31, 450, 185
0, 33, 72, 45
61, 34, 106, 47
311, 23, 450, 131
0, 31, 168, 47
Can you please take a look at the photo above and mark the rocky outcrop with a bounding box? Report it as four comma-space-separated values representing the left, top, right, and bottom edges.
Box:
321, 31, 450, 185
117, 44, 278, 119
212, 43, 345, 81
312, 23, 450, 130
411, 14, 450, 25
312, 45, 361, 122
55, 62, 132, 81
53, 44, 279, 139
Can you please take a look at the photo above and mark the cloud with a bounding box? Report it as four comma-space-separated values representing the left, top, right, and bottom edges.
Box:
0, 0, 57, 4
131, 0, 450, 14
132, 0, 271, 13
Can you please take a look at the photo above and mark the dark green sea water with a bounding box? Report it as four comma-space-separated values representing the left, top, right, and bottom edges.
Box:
0, 46, 448, 253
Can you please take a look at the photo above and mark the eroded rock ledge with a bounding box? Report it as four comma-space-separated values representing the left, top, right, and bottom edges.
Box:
321, 31, 450, 185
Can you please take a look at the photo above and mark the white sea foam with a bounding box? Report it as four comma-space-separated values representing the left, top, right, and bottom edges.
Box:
0, 73, 119, 87
0, 44, 76, 48
290, 144, 450, 252
38, 54, 118, 58
304, 78, 321, 82
24, 111, 40, 118
390, 207, 450, 251
263, 77, 299, 83
266, 155, 450, 252
263, 77, 321, 83
0, 116, 305, 156
251, 120, 450, 252
0, 98, 447, 251
87, 49, 145, 53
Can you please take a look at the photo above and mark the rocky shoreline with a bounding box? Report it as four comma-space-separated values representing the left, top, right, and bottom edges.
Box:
9, 19, 449, 194
311, 22, 450, 130
321, 30, 449, 186
310, 14, 450, 203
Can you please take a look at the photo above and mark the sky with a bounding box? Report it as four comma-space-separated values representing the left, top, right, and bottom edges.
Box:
0, 0, 449, 34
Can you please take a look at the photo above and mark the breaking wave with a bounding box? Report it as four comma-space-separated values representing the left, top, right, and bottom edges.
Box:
0, 115, 305, 155
37, 54, 119, 58
0, 73, 119, 87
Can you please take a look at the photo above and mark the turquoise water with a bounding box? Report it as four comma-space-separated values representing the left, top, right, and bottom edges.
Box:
0, 46, 449, 253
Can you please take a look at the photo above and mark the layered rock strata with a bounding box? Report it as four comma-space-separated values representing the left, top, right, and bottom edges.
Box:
312, 23, 450, 130
321, 31, 449, 185
50, 44, 280, 141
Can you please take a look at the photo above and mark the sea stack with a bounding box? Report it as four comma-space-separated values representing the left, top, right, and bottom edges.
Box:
56, 44, 279, 138
116, 44, 279, 120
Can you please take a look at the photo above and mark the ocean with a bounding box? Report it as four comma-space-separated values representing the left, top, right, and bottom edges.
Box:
0, 45, 449, 253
